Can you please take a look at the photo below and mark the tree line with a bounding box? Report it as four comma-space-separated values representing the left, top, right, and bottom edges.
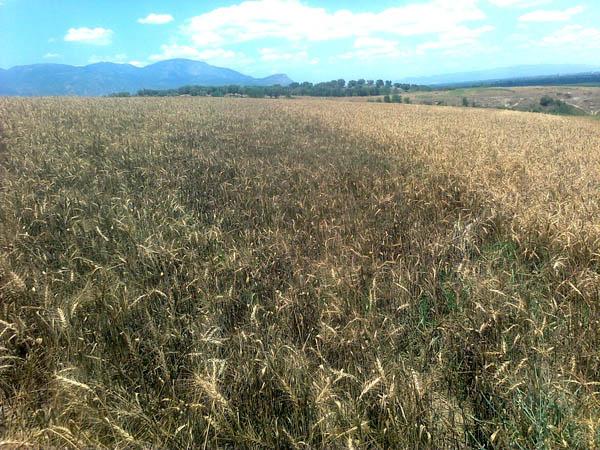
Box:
109, 79, 432, 98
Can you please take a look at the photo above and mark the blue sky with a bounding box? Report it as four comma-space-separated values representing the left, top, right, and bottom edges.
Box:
1, 0, 599, 81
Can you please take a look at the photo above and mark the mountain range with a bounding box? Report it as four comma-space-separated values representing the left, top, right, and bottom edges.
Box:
1, 61, 599, 96
402, 64, 600, 86
0, 59, 293, 96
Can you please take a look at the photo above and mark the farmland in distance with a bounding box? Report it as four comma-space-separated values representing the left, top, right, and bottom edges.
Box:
1, 97, 599, 448
345, 85, 600, 116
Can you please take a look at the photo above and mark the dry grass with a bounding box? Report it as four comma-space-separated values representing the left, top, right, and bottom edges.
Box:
0, 97, 599, 448
340, 86, 600, 116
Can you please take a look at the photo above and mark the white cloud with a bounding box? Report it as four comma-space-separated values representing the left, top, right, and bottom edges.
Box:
43, 53, 61, 59
64, 27, 113, 45
138, 13, 174, 25
149, 44, 237, 62
182, 0, 486, 47
539, 25, 600, 48
259, 48, 318, 64
354, 37, 399, 51
417, 25, 494, 53
129, 60, 145, 67
339, 37, 408, 60
88, 53, 127, 64
337, 24, 494, 61
519, 6, 584, 22
146, 0, 494, 70
488, 0, 550, 7
148, 44, 256, 69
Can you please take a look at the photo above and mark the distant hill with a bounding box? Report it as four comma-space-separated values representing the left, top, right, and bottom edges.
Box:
0, 59, 294, 96
437, 72, 600, 89
403, 65, 600, 86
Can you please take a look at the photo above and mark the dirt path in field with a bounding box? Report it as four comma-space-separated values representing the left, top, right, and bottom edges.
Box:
565, 101, 588, 113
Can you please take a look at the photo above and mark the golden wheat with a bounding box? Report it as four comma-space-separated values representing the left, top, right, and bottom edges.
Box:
0, 97, 598, 448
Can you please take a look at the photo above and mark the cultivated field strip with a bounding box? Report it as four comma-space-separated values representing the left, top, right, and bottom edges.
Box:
0, 98, 599, 448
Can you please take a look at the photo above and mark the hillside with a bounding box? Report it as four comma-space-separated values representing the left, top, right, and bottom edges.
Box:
0, 59, 293, 96
404, 64, 600, 86
438, 72, 600, 89
394, 86, 600, 116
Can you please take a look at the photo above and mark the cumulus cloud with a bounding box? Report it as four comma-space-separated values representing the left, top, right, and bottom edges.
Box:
417, 25, 494, 53
149, 44, 241, 63
148, 44, 256, 69
138, 13, 174, 25
182, 0, 486, 47
339, 37, 408, 60
488, 0, 550, 7
145, 0, 494, 68
337, 25, 494, 61
519, 6, 584, 22
260, 48, 318, 64
43, 53, 61, 59
539, 25, 600, 48
64, 27, 113, 45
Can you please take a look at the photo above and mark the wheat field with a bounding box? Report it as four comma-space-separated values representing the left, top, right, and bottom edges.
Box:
1, 97, 599, 448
